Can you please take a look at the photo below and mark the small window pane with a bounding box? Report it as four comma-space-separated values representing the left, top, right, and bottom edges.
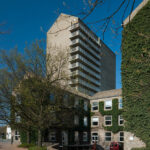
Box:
105, 132, 111, 141
84, 101, 88, 111
92, 102, 98, 111
92, 132, 98, 143
105, 116, 112, 126
83, 132, 88, 142
105, 100, 112, 110
120, 132, 124, 142
119, 115, 124, 125
74, 115, 79, 125
92, 117, 99, 126
119, 99, 123, 109
84, 117, 88, 126
50, 94, 54, 101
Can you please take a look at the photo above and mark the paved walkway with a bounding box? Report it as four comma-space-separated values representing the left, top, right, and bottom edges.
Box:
0, 142, 27, 150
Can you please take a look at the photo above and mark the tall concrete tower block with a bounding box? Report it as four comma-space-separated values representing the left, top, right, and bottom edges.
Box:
47, 13, 116, 96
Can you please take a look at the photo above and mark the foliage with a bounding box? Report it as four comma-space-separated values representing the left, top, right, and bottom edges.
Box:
99, 99, 123, 133
0, 41, 72, 146
28, 146, 47, 150
18, 143, 35, 148
122, 1, 150, 148
131, 148, 148, 150
20, 130, 37, 144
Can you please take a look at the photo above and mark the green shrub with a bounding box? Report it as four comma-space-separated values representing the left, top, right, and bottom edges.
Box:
28, 146, 47, 150
18, 143, 35, 148
132, 148, 148, 150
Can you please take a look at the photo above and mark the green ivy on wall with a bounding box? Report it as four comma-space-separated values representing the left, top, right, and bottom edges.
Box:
122, 1, 150, 148
99, 99, 123, 133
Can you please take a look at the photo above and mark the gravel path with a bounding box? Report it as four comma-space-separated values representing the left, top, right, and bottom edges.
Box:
0, 142, 27, 150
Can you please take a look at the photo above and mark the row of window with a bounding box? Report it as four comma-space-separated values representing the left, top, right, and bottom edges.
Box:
74, 116, 88, 126
92, 115, 124, 126
49, 131, 88, 142
50, 93, 89, 111
91, 132, 124, 143
92, 99, 123, 111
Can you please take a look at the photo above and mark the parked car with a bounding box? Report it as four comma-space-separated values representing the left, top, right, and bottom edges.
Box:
110, 142, 123, 150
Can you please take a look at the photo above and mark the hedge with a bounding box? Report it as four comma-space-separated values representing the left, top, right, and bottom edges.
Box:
122, 0, 150, 148
28, 146, 47, 150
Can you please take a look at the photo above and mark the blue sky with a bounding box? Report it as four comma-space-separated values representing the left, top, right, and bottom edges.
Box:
0, 0, 142, 89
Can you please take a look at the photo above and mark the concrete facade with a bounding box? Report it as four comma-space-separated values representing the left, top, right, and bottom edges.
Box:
47, 13, 116, 96
90, 89, 145, 150
100, 41, 116, 91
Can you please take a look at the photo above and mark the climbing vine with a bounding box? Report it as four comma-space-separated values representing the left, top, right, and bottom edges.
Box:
99, 99, 123, 133
122, 1, 150, 149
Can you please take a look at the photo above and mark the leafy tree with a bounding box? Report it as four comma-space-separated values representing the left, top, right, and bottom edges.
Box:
0, 41, 73, 146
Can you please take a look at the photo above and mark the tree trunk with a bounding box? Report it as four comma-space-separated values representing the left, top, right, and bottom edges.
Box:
27, 131, 30, 144
38, 129, 42, 147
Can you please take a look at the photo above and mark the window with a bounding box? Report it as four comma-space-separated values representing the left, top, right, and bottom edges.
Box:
91, 132, 99, 144
119, 98, 123, 109
83, 132, 88, 142
50, 93, 55, 102
105, 100, 112, 110
105, 116, 112, 126
119, 115, 124, 125
15, 115, 21, 123
84, 116, 88, 126
74, 97, 79, 107
49, 132, 56, 141
119, 132, 124, 142
105, 132, 111, 141
92, 117, 99, 126
84, 101, 88, 111
75, 131, 79, 142
63, 94, 68, 105
74, 115, 79, 125
92, 102, 98, 111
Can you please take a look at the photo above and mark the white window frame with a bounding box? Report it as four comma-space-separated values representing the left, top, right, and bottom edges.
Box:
119, 115, 124, 126
119, 132, 124, 142
104, 115, 112, 126
118, 98, 123, 109
91, 132, 99, 144
83, 132, 88, 142
91, 117, 99, 126
105, 132, 112, 141
104, 100, 112, 110
92, 102, 99, 111
84, 116, 88, 126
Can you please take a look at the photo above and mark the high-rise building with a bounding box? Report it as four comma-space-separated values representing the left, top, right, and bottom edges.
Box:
47, 13, 116, 96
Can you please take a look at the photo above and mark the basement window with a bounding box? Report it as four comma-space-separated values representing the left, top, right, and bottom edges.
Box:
105, 132, 111, 141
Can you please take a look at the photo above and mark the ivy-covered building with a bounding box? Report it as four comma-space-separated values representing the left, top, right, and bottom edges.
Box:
13, 88, 91, 148
90, 89, 145, 150
42, 90, 91, 147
